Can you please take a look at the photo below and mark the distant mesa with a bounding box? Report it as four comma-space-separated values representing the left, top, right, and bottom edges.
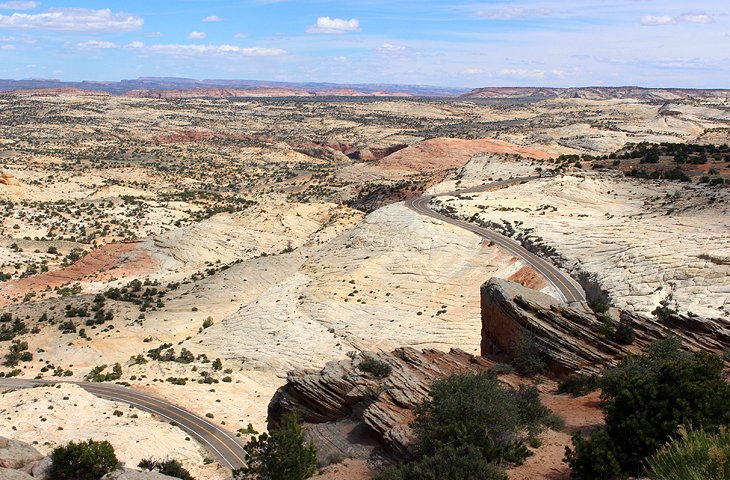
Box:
0, 77, 466, 98
461, 86, 730, 101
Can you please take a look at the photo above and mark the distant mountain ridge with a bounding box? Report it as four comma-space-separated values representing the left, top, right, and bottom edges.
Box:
0, 78, 727, 100
0, 77, 469, 97
461, 86, 730, 100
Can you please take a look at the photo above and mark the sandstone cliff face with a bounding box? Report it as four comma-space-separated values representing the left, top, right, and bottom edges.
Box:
480, 278, 730, 376
268, 348, 491, 459
270, 278, 729, 464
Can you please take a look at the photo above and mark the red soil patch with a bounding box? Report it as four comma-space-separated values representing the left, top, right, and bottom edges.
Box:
507, 263, 550, 291
0, 241, 158, 308
508, 391, 604, 480
375, 137, 553, 173
311, 459, 374, 480
155, 130, 213, 143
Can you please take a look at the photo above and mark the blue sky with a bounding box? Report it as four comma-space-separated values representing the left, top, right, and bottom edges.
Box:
0, 0, 727, 88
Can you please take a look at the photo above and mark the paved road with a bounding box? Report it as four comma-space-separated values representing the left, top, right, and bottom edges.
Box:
405, 177, 586, 305
0, 378, 246, 471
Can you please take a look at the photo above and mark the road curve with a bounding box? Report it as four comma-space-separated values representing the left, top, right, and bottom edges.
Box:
0, 378, 246, 471
405, 177, 586, 305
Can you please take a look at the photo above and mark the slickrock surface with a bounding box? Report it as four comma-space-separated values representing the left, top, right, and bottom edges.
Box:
0, 384, 226, 480
481, 278, 730, 375
441, 174, 730, 319
199, 203, 552, 374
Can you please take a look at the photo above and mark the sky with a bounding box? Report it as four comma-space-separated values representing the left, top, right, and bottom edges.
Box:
0, 0, 728, 88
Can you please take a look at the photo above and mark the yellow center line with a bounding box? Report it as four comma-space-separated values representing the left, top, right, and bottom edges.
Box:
82, 385, 246, 466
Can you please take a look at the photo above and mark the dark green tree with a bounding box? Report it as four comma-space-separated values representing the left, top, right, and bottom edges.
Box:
375, 445, 509, 480
138, 458, 195, 480
566, 338, 730, 479
233, 412, 317, 480
49, 439, 119, 480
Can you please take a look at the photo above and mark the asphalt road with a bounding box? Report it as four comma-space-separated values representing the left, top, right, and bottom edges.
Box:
405, 176, 587, 305
0, 378, 247, 471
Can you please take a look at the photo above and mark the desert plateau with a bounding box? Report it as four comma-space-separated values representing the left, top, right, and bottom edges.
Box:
1, 1, 730, 479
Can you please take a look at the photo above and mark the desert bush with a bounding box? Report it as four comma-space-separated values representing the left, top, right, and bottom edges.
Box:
139, 458, 195, 480
377, 372, 559, 479
357, 358, 392, 378
49, 439, 118, 480
557, 373, 598, 397
510, 330, 546, 375
565, 338, 730, 479
413, 372, 557, 465
647, 426, 730, 480
233, 411, 317, 480
375, 445, 508, 480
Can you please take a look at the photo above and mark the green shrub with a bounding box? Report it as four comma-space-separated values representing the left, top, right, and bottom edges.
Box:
647, 426, 730, 480
49, 439, 118, 480
139, 458, 195, 480
357, 358, 392, 378
557, 374, 598, 397
414, 373, 541, 465
233, 411, 317, 480
566, 338, 730, 479
510, 330, 546, 375
375, 445, 508, 480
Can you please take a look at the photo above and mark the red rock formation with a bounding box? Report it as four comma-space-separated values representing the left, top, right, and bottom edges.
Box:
480, 278, 730, 376
375, 137, 552, 174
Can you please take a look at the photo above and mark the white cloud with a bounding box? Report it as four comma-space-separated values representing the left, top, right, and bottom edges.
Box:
0, 1, 39, 10
333, 55, 348, 63
234, 32, 250, 38
0, 43, 15, 49
76, 40, 118, 49
53, 69, 64, 74
679, 13, 714, 24
202, 15, 222, 23
462, 67, 484, 75
127, 40, 144, 48
475, 6, 554, 20
136, 43, 286, 57
640, 13, 715, 26
306, 16, 360, 34
498, 68, 546, 79
0, 35, 15, 41
0, 8, 143, 32
639, 15, 675, 26
187, 31, 206, 40
376, 43, 409, 55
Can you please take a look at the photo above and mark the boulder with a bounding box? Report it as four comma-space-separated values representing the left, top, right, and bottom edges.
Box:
0, 437, 43, 470
0, 467, 34, 479
24, 457, 51, 479
102, 468, 180, 480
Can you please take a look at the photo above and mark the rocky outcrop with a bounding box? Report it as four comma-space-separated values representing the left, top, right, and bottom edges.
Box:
268, 348, 492, 459
0, 437, 43, 470
102, 468, 180, 479
481, 278, 730, 376
293, 145, 351, 164
0, 171, 21, 187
